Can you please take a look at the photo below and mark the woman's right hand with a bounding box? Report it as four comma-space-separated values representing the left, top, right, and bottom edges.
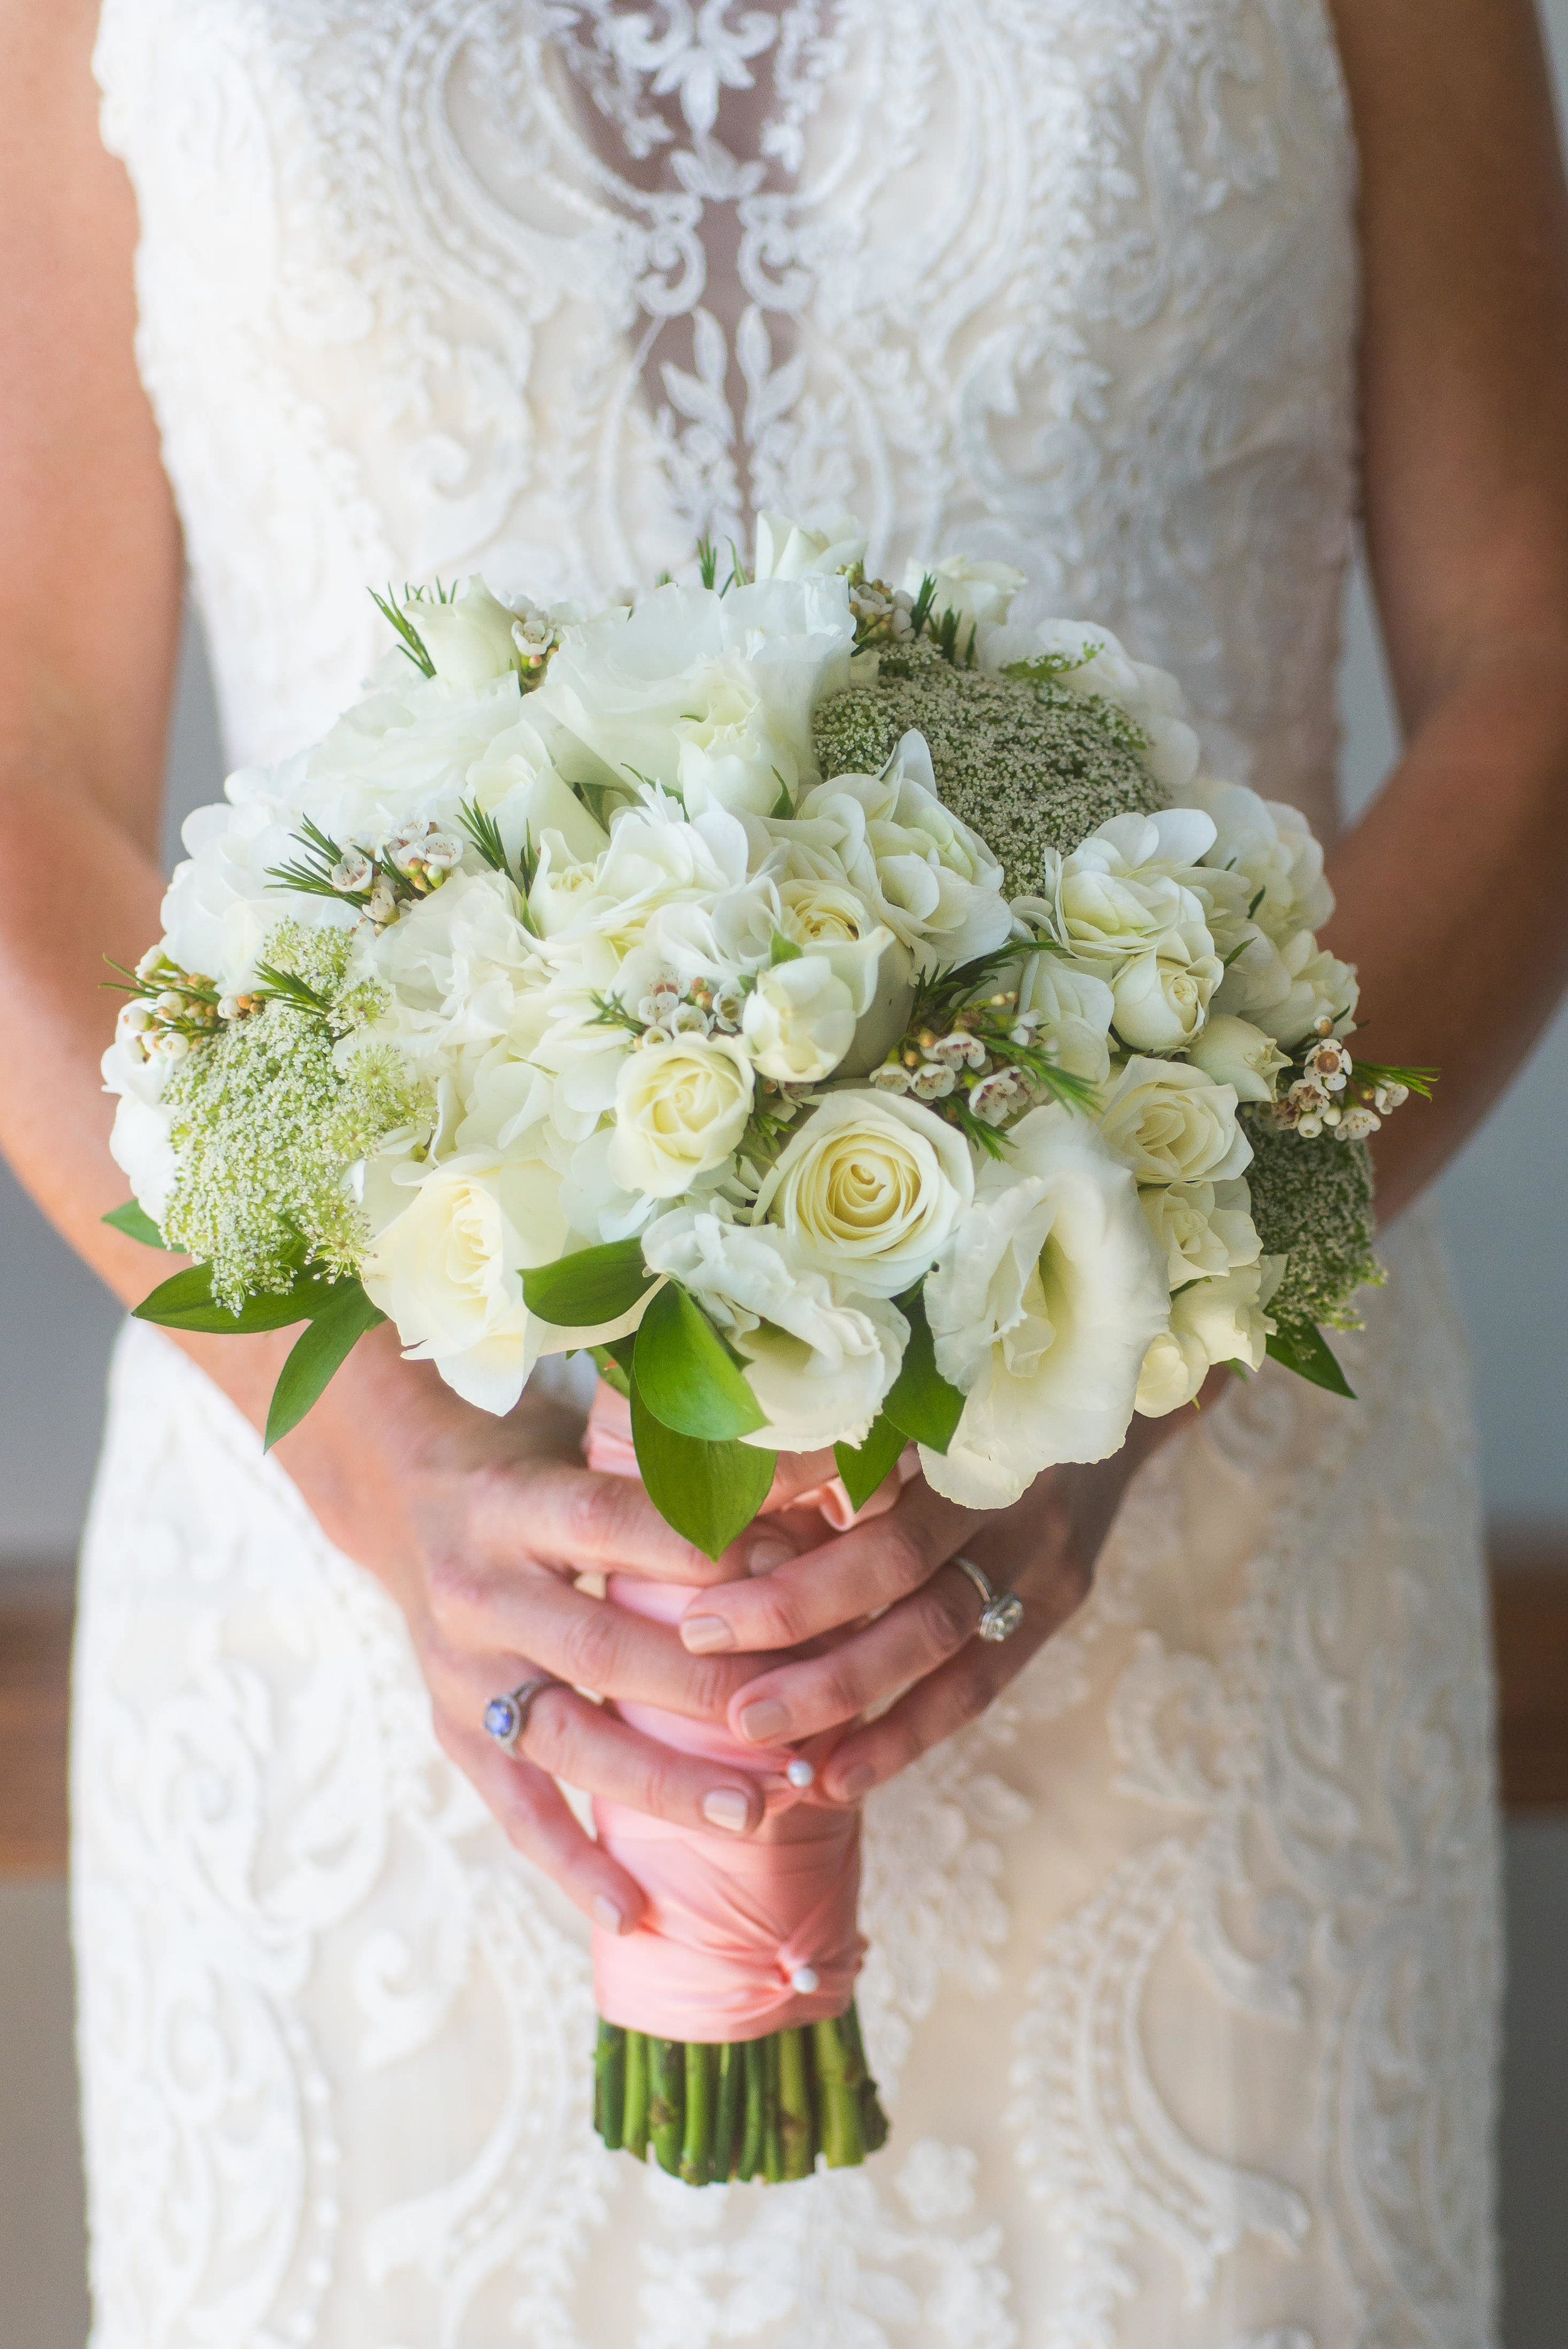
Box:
226, 1319, 802, 1937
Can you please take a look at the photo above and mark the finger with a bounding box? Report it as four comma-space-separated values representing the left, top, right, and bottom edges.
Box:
815, 1636, 1026, 1802
431, 1670, 771, 1838
723, 1552, 993, 1747
438, 1721, 650, 1933
467, 1458, 738, 1586
681, 1479, 978, 1655
762, 1446, 840, 1509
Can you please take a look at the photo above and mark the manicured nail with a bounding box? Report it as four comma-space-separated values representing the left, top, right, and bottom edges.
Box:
701, 1787, 751, 1833
785, 1756, 815, 1788
746, 1538, 795, 1577
681, 1614, 734, 1654
832, 1764, 874, 1801
593, 1894, 627, 1934
738, 1697, 789, 1744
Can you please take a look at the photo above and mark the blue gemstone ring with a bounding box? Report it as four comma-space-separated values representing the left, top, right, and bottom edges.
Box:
482, 1675, 561, 1756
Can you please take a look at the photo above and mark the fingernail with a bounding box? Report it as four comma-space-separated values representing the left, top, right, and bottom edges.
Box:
785, 1756, 815, 1789
831, 1764, 874, 1801
593, 1894, 627, 1934
701, 1787, 752, 1833
746, 1538, 795, 1577
681, 1614, 734, 1654
738, 1697, 789, 1744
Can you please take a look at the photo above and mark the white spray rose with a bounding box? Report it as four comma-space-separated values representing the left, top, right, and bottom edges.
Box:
753, 512, 867, 581
753, 1090, 974, 1299
641, 1207, 905, 1450
1140, 1177, 1261, 1288
1186, 1013, 1290, 1103
1135, 1258, 1284, 1418
1179, 778, 1333, 945
1214, 926, 1360, 1047
920, 1106, 1170, 1507
976, 617, 1200, 789
902, 553, 1027, 630
607, 1034, 755, 1198
1098, 1056, 1253, 1185
1042, 807, 1221, 965
411, 581, 522, 687
1006, 938, 1116, 1083
1106, 945, 1221, 1053
741, 956, 856, 1082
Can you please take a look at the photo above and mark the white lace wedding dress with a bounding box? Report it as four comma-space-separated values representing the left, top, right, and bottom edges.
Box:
75, 4, 1501, 2343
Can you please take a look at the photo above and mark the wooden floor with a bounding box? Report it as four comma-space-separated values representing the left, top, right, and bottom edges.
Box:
2, 1547, 1566, 1875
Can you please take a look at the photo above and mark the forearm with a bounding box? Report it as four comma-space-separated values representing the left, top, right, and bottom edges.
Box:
1323, 632, 1568, 1219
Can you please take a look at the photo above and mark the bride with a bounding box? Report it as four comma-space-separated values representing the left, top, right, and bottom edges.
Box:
6, 0, 1567, 2340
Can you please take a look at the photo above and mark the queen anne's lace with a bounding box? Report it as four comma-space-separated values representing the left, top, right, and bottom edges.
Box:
78, 3, 1500, 2343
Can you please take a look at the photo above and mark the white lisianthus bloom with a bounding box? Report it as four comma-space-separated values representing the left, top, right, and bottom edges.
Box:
975, 617, 1200, 789
1042, 807, 1221, 965
537, 576, 855, 803
674, 660, 803, 817
773, 878, 913, 1070
794, 732, 1011, 968
919, 1106, 1169, 1507
364, 870, 539, 1068
1140, 1177, 1261, 1288
1098, 1056, 1253, 1184
607, 1034, 755, 1198
1106, 945, 1222, 1053
753, 1090, 974, 1299
104, 1051, 179, 1224
411, 580, 522, 688
1214, 926, 1360, 1046
641, 1207, 905, 1449
1178, 778, 1334, 945
1135, 1256, 1285, 1418
465, 715, 611, 871
531, 794, 752, 946
1186, 1012, 1290, 1103
901, 553, 1027, 631
741, 956, 856, 1082
753, 512, 867, 581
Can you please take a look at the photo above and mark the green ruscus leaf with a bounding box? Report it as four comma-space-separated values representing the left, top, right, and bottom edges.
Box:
521, 1238, 655, 1328
631, 1281, 766, 1441
1266, 1318, 1356, 1401
629, 1374, 775, 1561
881, 1288, 966, 1455
264, 1280, 386, 1450
132, 1260, 344, 1336
102, 1200, 172, 1249
834, 1412, 907, 1515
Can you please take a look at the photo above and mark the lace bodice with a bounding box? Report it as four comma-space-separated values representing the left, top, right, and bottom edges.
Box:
95, 0, 1358, 837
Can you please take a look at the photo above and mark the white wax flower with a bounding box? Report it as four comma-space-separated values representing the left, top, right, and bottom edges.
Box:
607, 1034, 755, 1198
1134, 1257, 1284, 1418
641, 1207, 905, 1450
1140, 1177, 1261, 1288
901, 553, 1027, 630
975, 616, 1200, 789
1098, 1056, 1253, 1185
1186, 1012, 1290, 1102
919, 1106, 1169, 1507
753, 512, 867, 582
412, 581, 523, 688
741, 957, 856, 1083
753, 1090, 974, 1300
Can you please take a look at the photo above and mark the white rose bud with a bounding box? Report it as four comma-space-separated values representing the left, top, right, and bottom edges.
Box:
411, 580, 522, 687
753, 511, 867, 581
607, 1035, 755, 1199
1108, 947, 1221, 1053
1186, 1013, 1291, 1103
741, 957, 857, 1083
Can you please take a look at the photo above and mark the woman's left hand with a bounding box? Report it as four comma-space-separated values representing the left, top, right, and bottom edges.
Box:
676, 1400, 1207, 1803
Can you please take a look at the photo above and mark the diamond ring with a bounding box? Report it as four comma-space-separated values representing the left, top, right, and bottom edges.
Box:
949, 1556, 1024, 1644
482, 1675, 563, 1756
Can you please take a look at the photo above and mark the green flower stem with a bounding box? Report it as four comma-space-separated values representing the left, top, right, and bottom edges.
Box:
841, 2003, 891, 2152
681, 2040, 716, 2186
778, 2027, 815, 2181
622, 2031, 649, 2163
595, 2021, 626, 2151
649, 2037, 684, 2177
738, 2037, 765, 2182
761, 2033, 785, 2183
812, 2017, 864, 2169
715, 2041, 743, 2182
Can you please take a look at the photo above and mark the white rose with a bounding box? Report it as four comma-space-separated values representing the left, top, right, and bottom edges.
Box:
411, 580, 522, 687
753, 512, 867, 581
1042, 808, 1221, 967
1185, 1013, 1290, 1103
976, 617, 1200, 789
1140, 1177, 1261, 1288
531, 794, 752, 946
775, 877, 912, 1067
741, 956, 856, 1082
1214, 926, 1360, 1047
1106, 945, 1221, 1053
1135, 1257, 1283, 1418
641, 1207, 904, 1449
1007, 941, 1116, 1083
1178, 778, 1333, 945
1098, 1056, 1253, 1184
607, 1034, 755, 1198
919, 1105, 1169, 1507
902, 553, 1027, 631
753, 1090, 974, 1299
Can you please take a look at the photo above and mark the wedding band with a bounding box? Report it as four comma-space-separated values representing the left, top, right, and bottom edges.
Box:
482, 1676, 563, 1756
950, 1555, 1024, 1645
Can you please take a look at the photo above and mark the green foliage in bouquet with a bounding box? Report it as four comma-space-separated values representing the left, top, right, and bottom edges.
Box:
811, 635, 1165, 893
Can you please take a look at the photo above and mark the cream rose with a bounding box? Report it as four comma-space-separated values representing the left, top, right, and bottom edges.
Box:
1098, 1056, 1253, 1185
607, 1034, 755, 1198
1186, 1013, 1290, 1103
753, 1090, 974, 1298
1140, 1177, 1261, 1288
741, 956, 856, 1082
1007, 942, 1116, 1083
920, 1106, 1170, 1506
1106, 945, 1222, 1053
1135, 1258, 1284, 1418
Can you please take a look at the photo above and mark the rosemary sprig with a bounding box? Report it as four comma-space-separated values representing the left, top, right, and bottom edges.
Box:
369, 586, 436, 677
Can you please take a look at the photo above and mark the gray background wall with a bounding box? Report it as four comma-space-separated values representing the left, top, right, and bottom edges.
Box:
4, 19, 1568, 2331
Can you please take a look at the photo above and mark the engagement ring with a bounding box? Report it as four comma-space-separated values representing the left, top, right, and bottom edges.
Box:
950, 1556, 1024, 1645
482, 1676, 562, 1756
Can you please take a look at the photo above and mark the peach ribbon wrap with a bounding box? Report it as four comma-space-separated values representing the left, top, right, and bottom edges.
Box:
585, 1384, 906, 2041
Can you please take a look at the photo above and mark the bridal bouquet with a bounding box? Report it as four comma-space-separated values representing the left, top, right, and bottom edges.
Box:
103, 516, 1427, 2185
